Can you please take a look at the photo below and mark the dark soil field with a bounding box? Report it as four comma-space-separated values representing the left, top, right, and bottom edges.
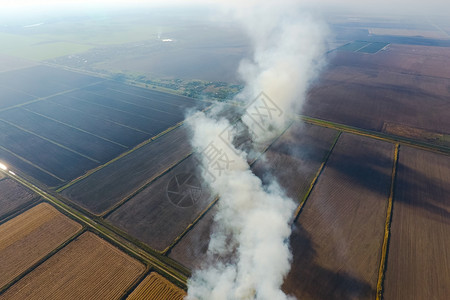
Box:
252, 123, 339, 201
62, 126, 192, 215
0, 120, 98, 182
0, 178, 39, 220
168, 123, 339, 268
101, 81, 204, 107
282, 133, 394, 300
84, 86, 202, 117
0, 86, 34, 110
107, 155, 213, 252
168, 205, 217, 269
0, 148, 63, 187
0, 203, 82, 289
0, 65, 102, 98
0, 231, 145, 300
304, 45, 450, 139
0, 65, 202, 188
49, 95, 171, 135
68, 90, 180, 126
0, 108, 125, 163
384, 147, 450, 300
24, 100, 149, 148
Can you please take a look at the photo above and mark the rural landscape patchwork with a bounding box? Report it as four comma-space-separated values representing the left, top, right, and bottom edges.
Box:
0, 1, 449, 299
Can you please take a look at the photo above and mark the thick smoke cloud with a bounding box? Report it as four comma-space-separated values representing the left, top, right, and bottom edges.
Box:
186, 1, 327, 299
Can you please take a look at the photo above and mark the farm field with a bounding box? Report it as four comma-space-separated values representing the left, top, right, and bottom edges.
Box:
0, 147, 64, 187
0, 231, 145, 300
368, 28, 449, 39
0, 108, 126, 163
127, 272, 186, 300
62, 126, 192, 215
0, 65, 205, 188
0, 65, 101, 98
168, 123, 339, 268
96, 81, 209, 113
383, 147, 450, 300
0, 178, 39, 220
22, 100, 149, 148
0, 54, 37, 73
0, 120, 98, 183
107, 155, 213, 252
47, 94, 173, 135
252, 123, 339, 201
282, 133, 394, 299
0, 203, 82, 289
168, 205, 217, 269
1, 10, 450, 300
0, 32, 93, 61
304, 45, 450, 143
0, 86, 34, 110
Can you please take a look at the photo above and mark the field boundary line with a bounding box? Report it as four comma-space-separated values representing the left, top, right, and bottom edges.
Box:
0, 145, 65, 182
88, 88, 183, 116
103, 87, 191, 110
67, 94, 173, 125
354, 42, 373, 52
42, 61, 211, 104
0, 226, 86, 295
23, 108, 128, 148
0, 196, 42, 226
101, 153, 193, 218
7, 172, 189, 287
299, 115, 450, 156
163, 195, 219, 256
119, 268, 154, 299
376, 143, 399, 300
55, 102, 211, 192
0, 80, 106, 113
105, 84, 212, 105
162, 121, 294, 257
47, 98, 152, 135
0, 63, 39, 75
55, 122, 184, 192
293, 131, 341, 222
0, 119, 100, 163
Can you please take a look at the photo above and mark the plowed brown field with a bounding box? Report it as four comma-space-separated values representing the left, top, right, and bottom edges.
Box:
384, 146, 450, 300
282, 133, 394, 299
0, 178, 39, 220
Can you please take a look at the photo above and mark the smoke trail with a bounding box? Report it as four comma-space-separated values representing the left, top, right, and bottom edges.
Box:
186, 1, 327, 299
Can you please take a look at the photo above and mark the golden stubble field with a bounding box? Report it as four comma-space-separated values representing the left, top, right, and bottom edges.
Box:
127, 272, 186, 300
0, 203, 82, 289
1, 232, 145, 300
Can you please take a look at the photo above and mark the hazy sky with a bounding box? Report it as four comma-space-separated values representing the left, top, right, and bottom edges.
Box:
2, 0, 449, 18
3, 0, 449, 10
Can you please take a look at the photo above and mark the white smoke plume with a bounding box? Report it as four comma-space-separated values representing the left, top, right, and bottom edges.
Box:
186, 1, 327, 299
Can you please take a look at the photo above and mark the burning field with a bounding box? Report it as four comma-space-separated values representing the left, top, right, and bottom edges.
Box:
1, 1, 450, 299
